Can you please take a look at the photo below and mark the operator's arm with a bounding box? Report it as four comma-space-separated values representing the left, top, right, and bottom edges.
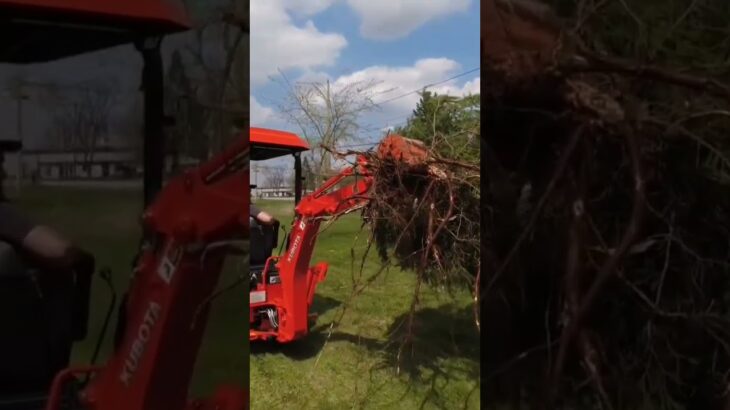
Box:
0, 202, 93, 271
250, 204, 277, 226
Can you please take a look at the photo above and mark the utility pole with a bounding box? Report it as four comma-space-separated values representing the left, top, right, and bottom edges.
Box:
14, 87, 28, 194
135, 36, 164, 208
253, 164, 259, 199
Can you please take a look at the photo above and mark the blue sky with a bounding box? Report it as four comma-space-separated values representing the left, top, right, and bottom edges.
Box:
251, 0, 480, 147
311, 2, 479, 70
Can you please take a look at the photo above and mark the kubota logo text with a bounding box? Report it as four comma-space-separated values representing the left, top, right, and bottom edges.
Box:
287, 234, 302, 263
120, 301, 162, 386
287, 220, 306, 263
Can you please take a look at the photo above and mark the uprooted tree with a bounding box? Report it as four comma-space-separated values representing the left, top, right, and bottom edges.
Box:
484, 0, 730, 409
381, 91, 480, 289
316, 89, 481, 381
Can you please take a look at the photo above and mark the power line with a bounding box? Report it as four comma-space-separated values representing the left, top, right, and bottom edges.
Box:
338, 142, 379, 149
373, 67, 480, 106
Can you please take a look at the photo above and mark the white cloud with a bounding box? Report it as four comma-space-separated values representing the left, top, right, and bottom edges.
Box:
250, 96, 300, 133
331, 58, 477, 116
251, 96, 275, 125
460, 77, 480, 95
282, 0, 340, 16
251, 0, 347, 87
321, 59, 479, 137
346, 0, 470, 40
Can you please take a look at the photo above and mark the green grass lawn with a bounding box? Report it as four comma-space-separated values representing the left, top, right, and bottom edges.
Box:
11, 185, 246, 398
251, 200, 480, 410
6, 186, 479, 408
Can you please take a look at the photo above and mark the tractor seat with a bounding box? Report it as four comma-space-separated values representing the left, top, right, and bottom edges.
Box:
0, 242, 92, 407
249, 218, 281, 289
249, 218, 279, 267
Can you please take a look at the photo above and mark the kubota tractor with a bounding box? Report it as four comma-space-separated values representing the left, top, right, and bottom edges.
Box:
249, 127, 429, 344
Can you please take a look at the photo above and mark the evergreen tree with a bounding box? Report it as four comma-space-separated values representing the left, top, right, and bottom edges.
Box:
395, 91, 480, 163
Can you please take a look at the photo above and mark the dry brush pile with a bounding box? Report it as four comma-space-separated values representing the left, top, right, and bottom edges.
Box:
363, 137, 480, 292
319, 131, 480, 380
326, 136, 480, 303
484, 0, 730, 409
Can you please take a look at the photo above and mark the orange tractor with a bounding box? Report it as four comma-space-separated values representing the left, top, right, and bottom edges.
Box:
249, 127, 429, 343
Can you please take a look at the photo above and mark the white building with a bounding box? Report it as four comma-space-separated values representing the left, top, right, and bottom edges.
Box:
2, 148, 198, 180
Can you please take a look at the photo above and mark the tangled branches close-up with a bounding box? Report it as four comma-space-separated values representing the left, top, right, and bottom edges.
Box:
484, 0, 730, 409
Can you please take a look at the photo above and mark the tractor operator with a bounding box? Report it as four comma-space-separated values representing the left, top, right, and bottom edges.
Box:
250, 203, 278, 226
0, 141, 94, 274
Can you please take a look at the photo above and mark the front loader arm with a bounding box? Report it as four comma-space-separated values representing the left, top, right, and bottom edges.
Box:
296, 156, 373, 218
47, 138, 249, 410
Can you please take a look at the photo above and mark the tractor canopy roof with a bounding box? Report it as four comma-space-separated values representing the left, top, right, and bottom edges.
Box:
0, 0, 190, 63
251, 127, 309, 161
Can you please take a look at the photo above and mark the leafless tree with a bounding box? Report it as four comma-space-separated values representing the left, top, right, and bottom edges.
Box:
268, 166, 287, 193
48, 83, 114, 170
288, 167, 297, 189
118, 95, 144, 161
277, 77, 379, 186
178, 0, 247, 157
